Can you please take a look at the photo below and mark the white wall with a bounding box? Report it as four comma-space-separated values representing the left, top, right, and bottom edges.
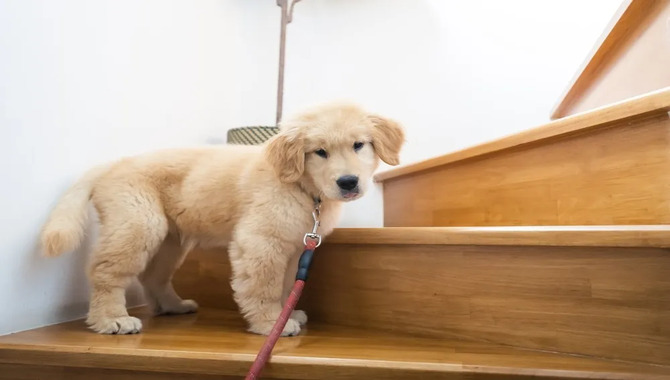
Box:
282, 0, 621, 227
1, 0, 621, 334
0, 0, 280, 335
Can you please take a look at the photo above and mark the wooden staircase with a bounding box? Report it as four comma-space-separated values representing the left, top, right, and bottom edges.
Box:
2, 2, 670, 378
2, 89, 669, 379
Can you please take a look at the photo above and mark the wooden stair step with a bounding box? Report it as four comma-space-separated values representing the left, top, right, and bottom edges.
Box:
173, 225, 670, 367
375, 88, 670, 227
304, 226, 670, 366
1, 308, 669, 380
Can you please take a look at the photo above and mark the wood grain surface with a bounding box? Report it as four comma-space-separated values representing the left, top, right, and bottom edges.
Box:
1, 308, 668, 380
383, 112, 670, 226
302, 243, 670, 366
168, 227, 670, 366
327, 225, 670, 247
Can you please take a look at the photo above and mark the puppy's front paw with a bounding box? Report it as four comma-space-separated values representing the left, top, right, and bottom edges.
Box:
248, 318, 302, 337
291, 310, 308, 325
87, 316, 142, 335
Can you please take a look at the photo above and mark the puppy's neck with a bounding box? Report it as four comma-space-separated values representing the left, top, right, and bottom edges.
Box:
296, 177, 321, 206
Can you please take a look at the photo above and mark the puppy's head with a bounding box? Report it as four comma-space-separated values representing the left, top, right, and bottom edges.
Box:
265, 102, 405, 202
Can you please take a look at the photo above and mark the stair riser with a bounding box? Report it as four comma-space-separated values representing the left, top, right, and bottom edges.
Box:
383, 112, 670, 227
303, 244, 670, 366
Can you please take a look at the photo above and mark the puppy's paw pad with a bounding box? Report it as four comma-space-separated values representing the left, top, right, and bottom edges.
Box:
87, 316, 142, 335
291, 310, 308, 325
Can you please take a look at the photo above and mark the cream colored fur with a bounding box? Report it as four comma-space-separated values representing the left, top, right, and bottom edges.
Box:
40, 102, 405, 335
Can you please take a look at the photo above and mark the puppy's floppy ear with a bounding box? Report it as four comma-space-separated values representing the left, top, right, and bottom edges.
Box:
265, 130, 305, 183
368, 115, 405, 166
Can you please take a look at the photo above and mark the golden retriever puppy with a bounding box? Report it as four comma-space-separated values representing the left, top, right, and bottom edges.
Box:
40, 102, 405, 336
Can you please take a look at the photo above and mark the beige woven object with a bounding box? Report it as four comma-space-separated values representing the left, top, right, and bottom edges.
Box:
226, 126, 279, 145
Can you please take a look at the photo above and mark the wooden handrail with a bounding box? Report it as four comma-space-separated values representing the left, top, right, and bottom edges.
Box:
550, 0, 670, 119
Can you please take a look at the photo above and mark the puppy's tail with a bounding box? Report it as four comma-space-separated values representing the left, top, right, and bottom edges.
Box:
40, 164, 110, 257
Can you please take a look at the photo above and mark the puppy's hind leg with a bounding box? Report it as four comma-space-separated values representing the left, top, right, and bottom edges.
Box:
86, 190, 168, 335
139, 235, 198, 315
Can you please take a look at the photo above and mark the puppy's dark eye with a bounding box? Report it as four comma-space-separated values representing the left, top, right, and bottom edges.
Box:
315, 149, 328, 158
353, 141, 364, 151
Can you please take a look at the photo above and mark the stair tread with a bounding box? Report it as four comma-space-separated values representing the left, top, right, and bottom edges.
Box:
327, 225, 670, 247
1, 308, 668, 379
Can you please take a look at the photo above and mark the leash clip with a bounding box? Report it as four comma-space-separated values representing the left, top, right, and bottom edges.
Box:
303, 200, 322, 247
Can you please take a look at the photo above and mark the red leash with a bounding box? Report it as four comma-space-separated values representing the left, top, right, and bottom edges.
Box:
245, 201, 322, 380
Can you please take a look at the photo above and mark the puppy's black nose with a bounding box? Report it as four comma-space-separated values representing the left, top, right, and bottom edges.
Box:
336, 175, 359, 191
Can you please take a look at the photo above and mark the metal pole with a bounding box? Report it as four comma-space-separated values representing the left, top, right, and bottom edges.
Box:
275, 0, 302, 125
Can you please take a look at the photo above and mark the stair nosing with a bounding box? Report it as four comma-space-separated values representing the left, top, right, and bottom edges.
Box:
325, 225, 670, 248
